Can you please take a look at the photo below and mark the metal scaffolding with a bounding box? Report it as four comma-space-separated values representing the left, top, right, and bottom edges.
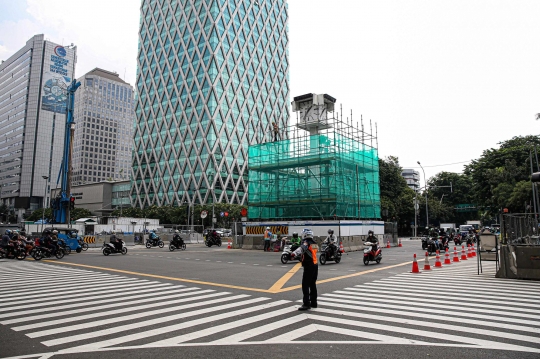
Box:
248, 94, 380, 220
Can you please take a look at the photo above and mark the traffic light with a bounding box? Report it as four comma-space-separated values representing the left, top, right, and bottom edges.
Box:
70, 196, 75, 210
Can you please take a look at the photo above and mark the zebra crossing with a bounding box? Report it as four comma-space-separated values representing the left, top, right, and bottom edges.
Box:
0, 260, 539, 358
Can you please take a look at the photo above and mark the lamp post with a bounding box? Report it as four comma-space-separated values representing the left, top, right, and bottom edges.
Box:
417, 161, 428, 229
41, 175, 49, 233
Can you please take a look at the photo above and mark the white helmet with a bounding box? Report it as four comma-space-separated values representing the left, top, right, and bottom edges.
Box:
175, 230, 179, 233
52, 230, 58, 235
266, 227, 270, 230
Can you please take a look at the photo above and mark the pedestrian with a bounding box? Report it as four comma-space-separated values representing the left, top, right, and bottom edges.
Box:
291, 230, 318, 311
263, 227, 272, 251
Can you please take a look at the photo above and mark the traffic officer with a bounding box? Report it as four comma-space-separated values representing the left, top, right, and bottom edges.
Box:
292, 229, 318, 311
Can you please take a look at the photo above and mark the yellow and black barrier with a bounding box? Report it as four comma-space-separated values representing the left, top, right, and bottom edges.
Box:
83, 236, 96, 244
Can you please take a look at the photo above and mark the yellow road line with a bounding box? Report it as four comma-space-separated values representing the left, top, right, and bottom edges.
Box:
43, 259, 414, 294
43, 261, 273, 293
276, 260, 414, 293
268, 262, 302, 293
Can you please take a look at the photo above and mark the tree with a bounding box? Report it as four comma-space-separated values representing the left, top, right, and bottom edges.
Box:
464, 135, 540, 215
378, 156, 416, 235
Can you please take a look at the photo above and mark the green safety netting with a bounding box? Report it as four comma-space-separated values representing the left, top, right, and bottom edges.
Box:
248, 132, 381, 219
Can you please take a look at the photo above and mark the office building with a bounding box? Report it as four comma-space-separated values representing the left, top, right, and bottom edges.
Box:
72, 68, 134, 185
51, 180, 131, 216
402, 169, 420, 191
132, 0, 290, 207
0, 34, 76, 219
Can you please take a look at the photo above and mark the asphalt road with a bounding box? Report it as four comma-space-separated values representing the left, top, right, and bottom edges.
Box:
1, 240, 538, 359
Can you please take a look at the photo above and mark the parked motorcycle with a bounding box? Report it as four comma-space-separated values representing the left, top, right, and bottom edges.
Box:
363, 241, 382, 265
319, 241, 342, 265
102, 239, 127, 256
145, 237, 164, 249
280, 242, 301, 264
169, 236, 186, 251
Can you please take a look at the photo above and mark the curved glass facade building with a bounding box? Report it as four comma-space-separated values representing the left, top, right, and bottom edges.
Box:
133, 0, 290, 208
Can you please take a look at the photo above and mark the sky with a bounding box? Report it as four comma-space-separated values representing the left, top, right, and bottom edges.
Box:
1, 0, 539, 184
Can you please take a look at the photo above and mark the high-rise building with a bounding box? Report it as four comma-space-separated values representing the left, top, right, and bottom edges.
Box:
0, 34, 76, 219
133, 0, 290, 208
72, 68, 134, 186
402, 169, 420, 191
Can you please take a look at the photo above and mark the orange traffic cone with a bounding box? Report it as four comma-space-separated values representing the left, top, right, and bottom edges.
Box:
423, 251, 431, 270
434, 250, 443, 268
398, 238, 403, 247
227, 239, 232, 249
444, 248, 452, 265
339, 242, 344, 253
386, 240, 391, 249
461, 245, 468, 260
471, 244, 477, 257
453, 247, 460, 262
467, 244, 473, 258
411, 253, 421, 273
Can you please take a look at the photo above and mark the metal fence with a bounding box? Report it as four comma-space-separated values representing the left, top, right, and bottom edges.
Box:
500, 213, 540, 245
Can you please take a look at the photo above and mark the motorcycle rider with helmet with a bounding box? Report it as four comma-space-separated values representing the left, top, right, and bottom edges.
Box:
149, 230, 159, 245
367, 230, 379, 252
110, 231, 122, 252
172, 230, 184, 247
289, 232, 301, 252
323, 229, 338, 258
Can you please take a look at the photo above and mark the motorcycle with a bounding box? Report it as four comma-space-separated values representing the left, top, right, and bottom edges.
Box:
78, 238, 89, 251
453, 234, 462, 246
57, 238, 71, 255
280, 242, 302, 264
0, 241, 27, 260
31, 244, 65, 260
169, 236, 186, 251
145, 236, 164, 249
102, 239, 128, 256
205, 234, 222, 247
319, 241, 342, 265
363, 241, 382, 265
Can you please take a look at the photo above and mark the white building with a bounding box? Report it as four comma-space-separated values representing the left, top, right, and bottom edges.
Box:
72, 68, 134, 185
402, 169, 420, 191
0, 34, 77, 219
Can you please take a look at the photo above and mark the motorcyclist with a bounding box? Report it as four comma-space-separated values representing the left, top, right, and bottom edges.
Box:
110, 232, 122, 252
323, 229, 338, 258
366, 230, 379, 252
289, 232, 301, 252
1, 230, 14, 255
19, 230, 33, 256
172, 230, 184, 247
149, 230, 159, 245
48, 230, 59, 254
42, 231, 58, 254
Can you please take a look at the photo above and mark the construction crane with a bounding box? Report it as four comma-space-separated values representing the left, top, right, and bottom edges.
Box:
53, 79, 80, 224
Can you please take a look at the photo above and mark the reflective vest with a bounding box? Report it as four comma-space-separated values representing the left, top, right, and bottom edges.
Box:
302, 244, 318, 266
264, 230, 271, 240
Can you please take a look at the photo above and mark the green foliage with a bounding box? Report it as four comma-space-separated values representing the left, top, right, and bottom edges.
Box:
464, 135, 540, 215
26, 208, 53, 222
70, 207, 94, 221
111, 203, 245, 228
379, 156, 416, 234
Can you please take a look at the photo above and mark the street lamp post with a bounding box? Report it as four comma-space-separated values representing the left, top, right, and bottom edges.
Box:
41, 175, 49, 233
417, 161, 429, 229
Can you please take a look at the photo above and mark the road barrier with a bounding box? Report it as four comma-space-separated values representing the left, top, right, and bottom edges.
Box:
83, 236, 95, 244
